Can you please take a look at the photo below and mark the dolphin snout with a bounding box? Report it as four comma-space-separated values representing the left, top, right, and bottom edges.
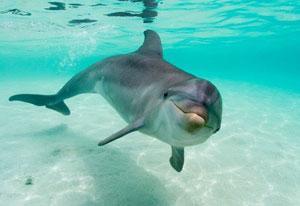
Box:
172, 100, 208, 133
188, 106, 208, 123
186, 112, 205, 125
183, 113, 206, 133
172, 100, 208, 122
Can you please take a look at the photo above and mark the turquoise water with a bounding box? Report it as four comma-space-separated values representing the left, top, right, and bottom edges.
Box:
1, 1, 300, 205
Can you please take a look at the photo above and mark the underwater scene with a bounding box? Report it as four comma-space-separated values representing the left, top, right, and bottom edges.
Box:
0, 0, 300, 205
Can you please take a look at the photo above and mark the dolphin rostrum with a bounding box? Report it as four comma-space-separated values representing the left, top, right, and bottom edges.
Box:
9, 30, 222, 172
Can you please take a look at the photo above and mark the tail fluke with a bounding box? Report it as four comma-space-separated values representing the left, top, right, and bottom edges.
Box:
46, 101, 70, 115
9, 94, 56, 106
9, 94, 70, 115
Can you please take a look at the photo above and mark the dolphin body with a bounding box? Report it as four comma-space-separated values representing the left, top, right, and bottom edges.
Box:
9, 30, 222, 172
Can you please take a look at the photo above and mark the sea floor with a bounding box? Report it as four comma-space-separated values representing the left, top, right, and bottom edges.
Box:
0, 77, 299, 206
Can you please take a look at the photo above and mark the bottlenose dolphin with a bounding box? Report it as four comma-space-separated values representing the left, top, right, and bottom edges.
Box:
9, 30, 222, 172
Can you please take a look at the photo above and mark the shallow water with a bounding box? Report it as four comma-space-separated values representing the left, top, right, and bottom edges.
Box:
1, 1, 300, 206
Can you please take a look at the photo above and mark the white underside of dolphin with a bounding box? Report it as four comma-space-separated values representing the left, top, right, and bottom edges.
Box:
9, 30, 222, 172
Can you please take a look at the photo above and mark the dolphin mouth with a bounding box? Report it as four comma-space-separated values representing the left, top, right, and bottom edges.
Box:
170, 100, 216, 133
171, 100, 208, 123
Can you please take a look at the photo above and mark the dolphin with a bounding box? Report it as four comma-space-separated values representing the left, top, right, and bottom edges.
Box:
9, 30, 222, 172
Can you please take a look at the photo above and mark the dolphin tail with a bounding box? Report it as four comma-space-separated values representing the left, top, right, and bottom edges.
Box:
9, 94, 70, 115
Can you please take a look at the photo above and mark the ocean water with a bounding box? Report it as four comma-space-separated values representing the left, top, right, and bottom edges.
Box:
0, 1, 300, 206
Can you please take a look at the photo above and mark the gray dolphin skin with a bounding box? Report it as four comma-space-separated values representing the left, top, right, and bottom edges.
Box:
9, 30, 222, 172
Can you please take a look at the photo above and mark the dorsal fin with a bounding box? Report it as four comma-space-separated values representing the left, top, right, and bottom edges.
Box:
137, 30, 163, 58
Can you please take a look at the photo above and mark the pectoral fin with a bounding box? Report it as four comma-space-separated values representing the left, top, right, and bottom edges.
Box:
169, 146, 184, 172
98, 118, 144, 146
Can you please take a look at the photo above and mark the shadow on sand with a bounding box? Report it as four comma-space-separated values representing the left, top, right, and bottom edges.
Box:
30, 124, 174, 206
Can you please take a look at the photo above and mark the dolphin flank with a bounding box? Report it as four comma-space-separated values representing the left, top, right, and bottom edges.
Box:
9, 30, 222, 172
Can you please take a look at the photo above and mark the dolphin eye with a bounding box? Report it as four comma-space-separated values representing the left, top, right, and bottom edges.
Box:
163, 92, 168, 98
